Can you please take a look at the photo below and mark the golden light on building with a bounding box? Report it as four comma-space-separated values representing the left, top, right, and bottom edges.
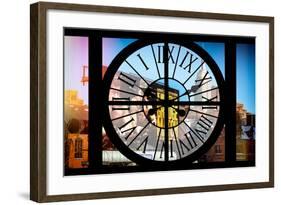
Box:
66, 134, 89, 168
65, 90, 84, 107
156, 88, 179, 141
236, 103, 247, 125
64, 90, 88, 121
64, 90, 89, 169
236, 103, 255, 161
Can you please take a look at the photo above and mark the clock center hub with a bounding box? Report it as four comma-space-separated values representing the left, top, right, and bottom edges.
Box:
142, 78, 190, 129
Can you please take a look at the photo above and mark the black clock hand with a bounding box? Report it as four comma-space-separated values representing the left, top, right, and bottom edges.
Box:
170, 85, 200, 101
147, 106, 161, 116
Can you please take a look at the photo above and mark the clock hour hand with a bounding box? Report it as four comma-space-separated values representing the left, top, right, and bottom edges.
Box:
147, 106, 160, 116
190, 85, 200, 93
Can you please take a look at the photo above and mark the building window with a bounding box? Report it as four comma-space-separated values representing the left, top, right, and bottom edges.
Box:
75, 137, 83, 158
215, 145, 222, 154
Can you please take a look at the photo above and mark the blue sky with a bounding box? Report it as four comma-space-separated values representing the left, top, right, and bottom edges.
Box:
196, 42, 225, 78
236, 44, 256, 114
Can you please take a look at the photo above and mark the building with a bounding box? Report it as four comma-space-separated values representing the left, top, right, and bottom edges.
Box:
236, 103, 247, 125
155, 85, 179, 140
194, 62, 212, 101
236, 103, 255, 161
64, 90, 88, 121
64, 90, 89, 169
65, 90, 84, 107
66, 133, 89, 168
192, 64, 225, 163
246, 112, 255, 127
199, 127, 225, 162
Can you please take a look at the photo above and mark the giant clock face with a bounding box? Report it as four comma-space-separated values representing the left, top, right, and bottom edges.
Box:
103, 39, 225, 166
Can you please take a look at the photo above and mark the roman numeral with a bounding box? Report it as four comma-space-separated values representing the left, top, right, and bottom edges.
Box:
157, 45, 162, 63
188, 128, 205, 144
182, 61, 205, 85
153, 129, 162, 160
112, 97, 130, 111
187, 115, 213, 143
189, 108, 218, 118
177, 131, 200, 156
118, 72, 137, 88
195, 71, 212, 87
118, 117, 137, 140
185, 132, 198, 149
179, 138, 191, 155
189, 87, 218, 98
136, 136, 149, 153
160, 141, 165, 159
202, 95, 218, 110
137, 53, 150, 70
127, 122, 150, 147
173, 128, 182, 158
170, 140, 174, 158
197, 115, 213, 133
150, 45, 161, 78
202, 95, 218, 102
168, 46, 175, 63
157, 45, 175, 63
179, 51, 198, 73
159, 140, 175, 158
184, 116, 213, 144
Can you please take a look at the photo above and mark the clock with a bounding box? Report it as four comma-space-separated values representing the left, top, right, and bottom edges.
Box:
103, 39, 225, 167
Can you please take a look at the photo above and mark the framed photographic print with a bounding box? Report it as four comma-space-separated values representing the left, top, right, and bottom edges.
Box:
30, 2, 274, 202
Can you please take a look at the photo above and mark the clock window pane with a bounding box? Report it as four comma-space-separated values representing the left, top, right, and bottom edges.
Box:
64, 36, 89, 171
236, 43, 256, 162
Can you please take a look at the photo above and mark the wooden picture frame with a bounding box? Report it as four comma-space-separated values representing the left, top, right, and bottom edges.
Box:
30, 1, 274, 202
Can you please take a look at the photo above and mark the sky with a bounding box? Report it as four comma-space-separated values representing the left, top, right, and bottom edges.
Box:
102, 38, 137, 67
64, 36, 255, 114
196, 42, 225, 78
102, 38, 223, 102
236, 44, 256, 114
64, 36, 89, 104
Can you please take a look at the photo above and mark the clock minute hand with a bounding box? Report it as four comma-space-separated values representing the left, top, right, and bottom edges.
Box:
171, 85, 200, 101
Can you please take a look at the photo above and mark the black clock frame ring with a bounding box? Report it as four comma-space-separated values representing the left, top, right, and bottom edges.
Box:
102, 39, 226, 167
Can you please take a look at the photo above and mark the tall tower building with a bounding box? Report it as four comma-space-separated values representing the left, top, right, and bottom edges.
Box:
194, 61, 211, 102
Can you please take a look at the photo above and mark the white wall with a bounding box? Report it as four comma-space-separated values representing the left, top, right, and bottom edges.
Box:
0, 0, 279, 204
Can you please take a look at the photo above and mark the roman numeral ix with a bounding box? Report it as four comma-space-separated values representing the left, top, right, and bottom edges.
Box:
179, 51, 198, 73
